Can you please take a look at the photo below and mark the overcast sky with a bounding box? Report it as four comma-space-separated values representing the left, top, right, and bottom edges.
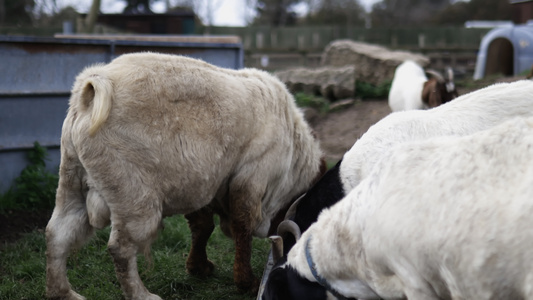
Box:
56, 0, 384, 27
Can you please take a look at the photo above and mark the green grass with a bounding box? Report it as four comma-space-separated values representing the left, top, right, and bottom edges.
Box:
0, 215, 271, 300
0, 142, 58, 214
355, 80, 392, 100
293, 92, 330, 113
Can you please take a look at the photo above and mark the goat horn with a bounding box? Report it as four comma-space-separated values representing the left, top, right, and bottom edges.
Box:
277, 220, 302, 241
425, 69, 444, 82
270, 235, 283, 264
284, 193, 305, 220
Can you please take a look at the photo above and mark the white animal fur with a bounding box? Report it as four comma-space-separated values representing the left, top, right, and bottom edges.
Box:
289, 116, 533, 299
45, 52, 323, 300
388, 60, 429, 111
341, 79, 533, 193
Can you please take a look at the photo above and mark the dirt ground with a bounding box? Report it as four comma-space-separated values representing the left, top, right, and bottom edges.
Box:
309, 75, 528, 163
0, 75, 527, 245
308, 99, 392, 162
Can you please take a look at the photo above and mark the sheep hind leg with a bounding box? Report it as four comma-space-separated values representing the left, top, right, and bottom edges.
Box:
107, 213, 162, 300
185, 206, 215, 277
46, 186, 94, 300
231, 217, 259, 293
227, 184, 262, 294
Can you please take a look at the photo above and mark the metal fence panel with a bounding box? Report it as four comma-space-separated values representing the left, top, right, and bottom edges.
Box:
0, 35, 243, 192
208, 26, 490, 51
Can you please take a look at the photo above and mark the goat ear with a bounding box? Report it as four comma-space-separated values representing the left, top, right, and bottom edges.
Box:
429, 85, 442, 108
422, 80, 442, 108
422, 80, 432, 105
270, 235, 284, 264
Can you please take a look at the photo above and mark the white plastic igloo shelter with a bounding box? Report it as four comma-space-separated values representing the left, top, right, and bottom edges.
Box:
474, 23, 533, 79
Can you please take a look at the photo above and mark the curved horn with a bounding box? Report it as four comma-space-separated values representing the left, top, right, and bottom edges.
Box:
277, 220, 302, 241
284, 193, 305, 220
425, 69, 445, 83
270, 235, 283, 264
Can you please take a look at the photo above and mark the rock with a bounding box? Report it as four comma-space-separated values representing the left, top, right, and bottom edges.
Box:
328, 98, 356, 111
275, 66, 356, 101
321, 40, 429, 86
275, 40, 430, 101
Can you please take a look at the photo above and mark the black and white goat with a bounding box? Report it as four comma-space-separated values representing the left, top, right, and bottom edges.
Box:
265, 80, 533, 299
263, 116, 533, 300
271, 80, 533, 262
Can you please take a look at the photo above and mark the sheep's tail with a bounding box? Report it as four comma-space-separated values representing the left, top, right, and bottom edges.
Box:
79, 75, 113, 136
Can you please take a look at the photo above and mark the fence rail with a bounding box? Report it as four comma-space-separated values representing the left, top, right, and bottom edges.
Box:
245, 50, 478, 77
207, 26, 491, 52
1, 24, 490, 52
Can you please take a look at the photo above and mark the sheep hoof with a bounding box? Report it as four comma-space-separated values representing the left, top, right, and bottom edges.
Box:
143, 293, 163, 300
47, 290, 86, 300
186, 259, 215, 277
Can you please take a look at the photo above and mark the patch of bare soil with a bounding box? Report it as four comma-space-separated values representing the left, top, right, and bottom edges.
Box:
0, 209, 52, 245
309, 75, 529, 163
308, 99, 392, 162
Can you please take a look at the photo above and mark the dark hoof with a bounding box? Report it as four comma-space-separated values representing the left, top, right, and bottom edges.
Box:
236, 276, 260, 295
186, 259, 215, 277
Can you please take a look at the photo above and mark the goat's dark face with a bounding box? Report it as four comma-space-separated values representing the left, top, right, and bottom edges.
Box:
422, 79, 442, 108
262, 260, 328, 300
422, 79, 458, 108
441, 80, 458, 104
422, 67, 459, 108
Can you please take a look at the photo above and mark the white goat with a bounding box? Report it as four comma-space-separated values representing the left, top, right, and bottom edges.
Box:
45, 52, 324, 300
268, 80, 533, 268
341, 79, 533, 193
264, 116, 533, 300
388, 60, 457, 112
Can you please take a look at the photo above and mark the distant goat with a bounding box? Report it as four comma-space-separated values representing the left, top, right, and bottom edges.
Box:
263, 116, 533, 300
388, 60, 458, 111
45, 52, 325, 300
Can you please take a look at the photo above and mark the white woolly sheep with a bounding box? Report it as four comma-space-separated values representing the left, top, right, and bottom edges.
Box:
45, 52, 325, 300
342, 79, 533, 193
388, 60, 458, 112
263, 116, 533, 300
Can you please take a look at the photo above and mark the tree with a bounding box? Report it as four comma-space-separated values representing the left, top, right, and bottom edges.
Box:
302, 0, 367, 27
370, 0, 452, 27
0, 0, 34, 26
432, 0, 512, 25
121, 0, 165, 14
80, 0, 101, 33
253, 0, 302, 26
